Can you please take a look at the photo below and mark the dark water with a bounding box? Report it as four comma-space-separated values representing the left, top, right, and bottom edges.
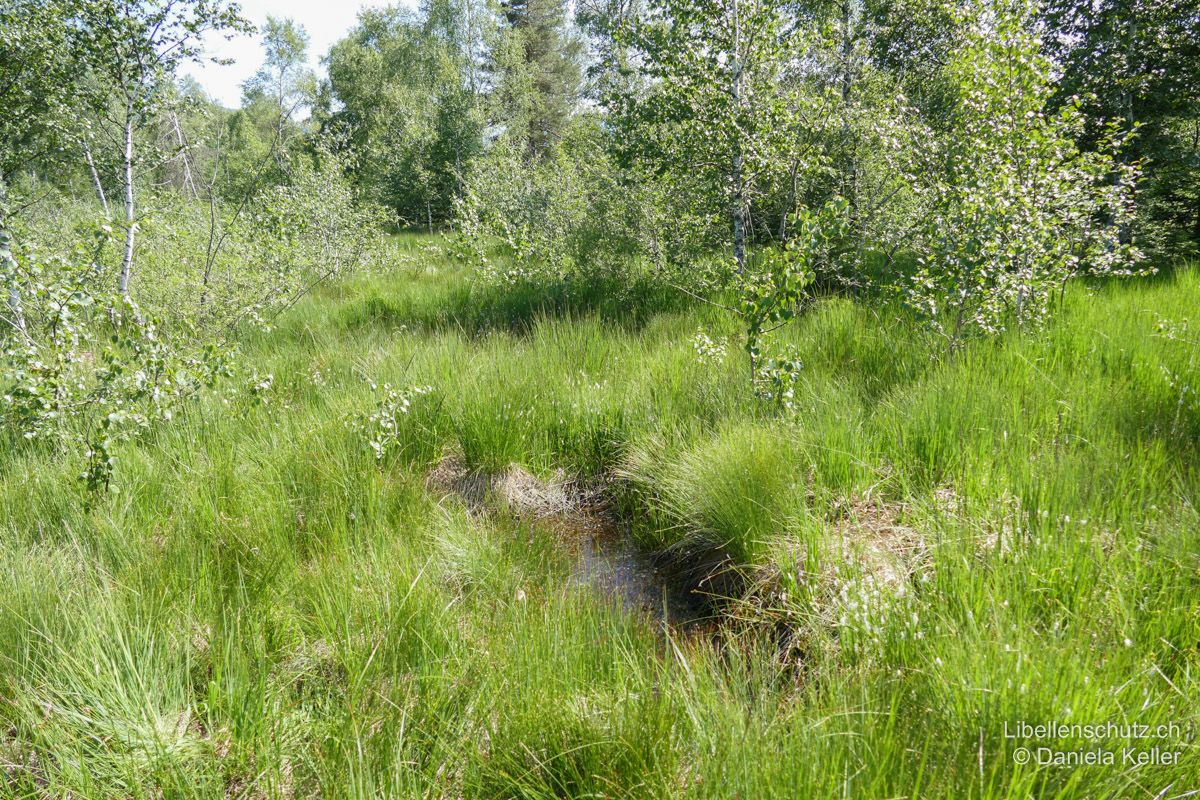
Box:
561, 517, 710, 629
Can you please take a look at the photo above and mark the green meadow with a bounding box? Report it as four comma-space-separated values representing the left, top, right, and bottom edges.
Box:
1, 236, 1196, 798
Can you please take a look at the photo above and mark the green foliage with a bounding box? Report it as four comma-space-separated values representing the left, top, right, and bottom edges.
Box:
611, 0, 826, 271
0, 230, 234, 493
0, 0, 84, 179
322, 4, 484, 225
904, 0, 1146, 344
241, 16, 315, 114
1, 141, 387, 495
1043, 0, 1200, 252
490, 0, 583, 159
352, 382, 433, 462
456, 119, 712, 292
217, 143, 392, 327
212, 17, 317, 202
737, 198, 851, 397
71, 0, 252, 113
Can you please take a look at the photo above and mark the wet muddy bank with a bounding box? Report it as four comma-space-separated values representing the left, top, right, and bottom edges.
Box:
426, 455, 732, 631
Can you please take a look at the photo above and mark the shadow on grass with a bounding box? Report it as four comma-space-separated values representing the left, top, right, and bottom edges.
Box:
339, 272, 697, 337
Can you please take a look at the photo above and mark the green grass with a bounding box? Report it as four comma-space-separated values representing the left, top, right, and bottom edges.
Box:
1, 238, 1198, 797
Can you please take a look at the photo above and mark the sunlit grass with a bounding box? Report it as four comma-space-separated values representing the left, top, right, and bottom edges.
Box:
1, 242, 1197, 797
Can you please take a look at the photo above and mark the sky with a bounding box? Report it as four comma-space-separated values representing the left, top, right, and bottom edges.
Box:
180, 0, 411, 109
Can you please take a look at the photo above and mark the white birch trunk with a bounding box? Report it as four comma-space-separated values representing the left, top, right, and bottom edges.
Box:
730, 0, 746, 275
171, 112, 199, 201
0, 174, 25, 334
84, 142, 110, 217
119, 109, 136, 299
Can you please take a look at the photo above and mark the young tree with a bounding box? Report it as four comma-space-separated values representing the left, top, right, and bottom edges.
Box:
219, 17, 314, 198
323, 5, 483, 225
763, 0, 927, 286
422, 0, 492, 96
610, 0, 827, 275
605, 0, 859, 390
906, 0, 1144, 345
242, 16, 315, 140
73, 0, 251, 299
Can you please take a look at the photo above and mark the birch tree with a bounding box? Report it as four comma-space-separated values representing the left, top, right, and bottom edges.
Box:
242, 16, 315, 144
610, 0, 838, 273
323, 5, 484, 225
73, 0, 250, 299
609, 0, 851, 389
905, 0, 1145, 345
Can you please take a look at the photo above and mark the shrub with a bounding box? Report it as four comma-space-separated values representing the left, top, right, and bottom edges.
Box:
903, 0, 1146, 345
455, 119, 718, 295
0, 230, 233, 492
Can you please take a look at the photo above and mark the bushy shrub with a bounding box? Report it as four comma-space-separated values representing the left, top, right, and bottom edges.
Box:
0, 229, 233, 491
194, 142, 393, 332
902, 0, 1146, 345
0, 142, 390, 493
455, 119, 719, 295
